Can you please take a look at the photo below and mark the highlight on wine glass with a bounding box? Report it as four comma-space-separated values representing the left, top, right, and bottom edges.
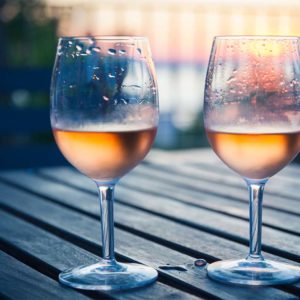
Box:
204, 36, 300, 285
50, 36, 159, 291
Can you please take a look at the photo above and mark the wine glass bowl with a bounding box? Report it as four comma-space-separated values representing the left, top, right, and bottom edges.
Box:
204, 36, 300, 285
50, 36, 158, 290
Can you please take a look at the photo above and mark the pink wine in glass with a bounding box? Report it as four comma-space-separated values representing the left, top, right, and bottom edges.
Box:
207, 129, 300, 179
53, 126, 157, 181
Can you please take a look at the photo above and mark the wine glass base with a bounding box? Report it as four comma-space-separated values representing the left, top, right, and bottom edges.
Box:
207, 259, 300, 286
59, 260, 158, 291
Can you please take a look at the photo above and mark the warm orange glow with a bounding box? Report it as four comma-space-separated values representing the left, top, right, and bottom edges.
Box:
44, 1, 300, 63
245, 39, 293, 58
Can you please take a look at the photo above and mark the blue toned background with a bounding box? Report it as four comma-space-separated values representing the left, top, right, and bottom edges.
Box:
1, 0, 300, 169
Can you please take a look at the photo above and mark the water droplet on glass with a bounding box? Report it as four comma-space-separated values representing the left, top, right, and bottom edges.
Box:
108, 73, 115, 78
194, 259, 207, 268
76, 45, 82, 51
119, 49, 126, 55
227, 76, 236, 83
121, 67, 125, 72
88, 38, 94, 45
57, 45, 63, 55
92, 47, 101, 53
86, 49, 91, 55
131, 85, 141, 89
103, 95, 109, 101
137, 48, 142, 54
108, 48, 116, 55
92, 74, 100, 80
93, 66, 100, 70
68, 41, 73, 45
69, 84, 76, 89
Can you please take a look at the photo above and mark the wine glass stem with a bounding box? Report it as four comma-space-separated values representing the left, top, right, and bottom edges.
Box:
246, 180, 267, 260
97, 184, 116, 262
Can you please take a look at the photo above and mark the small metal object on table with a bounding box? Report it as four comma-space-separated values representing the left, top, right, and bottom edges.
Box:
0, 149, 299, 299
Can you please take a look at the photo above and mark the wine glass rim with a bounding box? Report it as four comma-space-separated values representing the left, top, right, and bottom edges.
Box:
214, 35, 299, 40
59, 35, 149, 42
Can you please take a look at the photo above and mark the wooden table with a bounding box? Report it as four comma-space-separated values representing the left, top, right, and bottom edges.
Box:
0, 149, 299, 300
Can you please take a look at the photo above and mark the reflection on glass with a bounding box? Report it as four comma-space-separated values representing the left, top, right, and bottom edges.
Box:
204, 36, 300, 285
51, 36, 159, 291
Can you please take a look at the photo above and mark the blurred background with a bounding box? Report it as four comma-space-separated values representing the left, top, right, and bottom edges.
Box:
1, 0, 300, 169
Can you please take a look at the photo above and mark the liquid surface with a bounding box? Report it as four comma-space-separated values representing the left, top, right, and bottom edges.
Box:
53, 127, 157, 181
206, 130, 300, 179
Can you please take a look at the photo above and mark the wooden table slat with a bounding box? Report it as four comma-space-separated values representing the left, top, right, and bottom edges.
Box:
120, 168, 300, 235
133, 163, 300, 215
0, 250, 92, 300
0, 149, 299, 300
19, 168, 299, 263
0, 210, 201, 300
0, 186, 296, 300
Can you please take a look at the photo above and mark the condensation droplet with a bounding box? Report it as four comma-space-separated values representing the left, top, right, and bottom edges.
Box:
137, 48, 142, 54
103, 95, 109, 101
92, 47, 101, 53
108, 73, 115, 78
119, 49, 126, 55
227, 76, 236, 83
69, 84, 76, 89
68, 41, 73, 45
194, 259, 207, 268
108, 48, 116, 55
86, 49, 91, 55
93, 66, 100, 70
121, 67, 125, 72
57, 46, 63, 55
76, 45, 82, 51
122, 84, 141, 89
92, 74, 100, 80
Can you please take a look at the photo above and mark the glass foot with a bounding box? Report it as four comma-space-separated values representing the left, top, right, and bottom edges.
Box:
207, 259, 300, 286
59, 260, 158, 291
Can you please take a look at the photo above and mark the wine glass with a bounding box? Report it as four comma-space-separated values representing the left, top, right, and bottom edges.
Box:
50, 36, 159, 291
204, 36, 300, 285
